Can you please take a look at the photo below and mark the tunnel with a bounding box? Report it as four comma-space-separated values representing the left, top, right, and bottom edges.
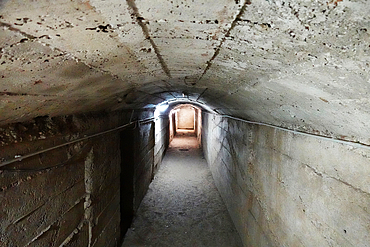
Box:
0, 0, 370, 246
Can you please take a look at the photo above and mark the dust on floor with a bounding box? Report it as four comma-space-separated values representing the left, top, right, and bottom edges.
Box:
122, 133, 243, 247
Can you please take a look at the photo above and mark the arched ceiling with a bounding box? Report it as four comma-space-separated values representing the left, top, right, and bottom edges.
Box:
1, 0, 369, 144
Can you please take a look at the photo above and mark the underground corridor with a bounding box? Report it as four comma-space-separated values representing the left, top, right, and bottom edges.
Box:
1, 1, 370, 247
122, 104, 243, 246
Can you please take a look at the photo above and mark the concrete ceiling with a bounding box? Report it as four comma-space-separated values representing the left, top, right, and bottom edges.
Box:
1, 0, 369, 144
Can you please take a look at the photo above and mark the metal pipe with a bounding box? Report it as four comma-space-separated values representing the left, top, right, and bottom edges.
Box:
220, 114, 370, 150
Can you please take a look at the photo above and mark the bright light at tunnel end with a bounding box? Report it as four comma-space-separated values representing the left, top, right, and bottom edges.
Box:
154, 98, 217, 117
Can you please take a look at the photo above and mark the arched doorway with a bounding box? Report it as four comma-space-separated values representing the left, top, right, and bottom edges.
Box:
169, 104, 202, 146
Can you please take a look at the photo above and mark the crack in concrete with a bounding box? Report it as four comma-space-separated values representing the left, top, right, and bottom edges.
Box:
226, 133, 249, 179
0, 21, 36, 40
256, 139, 370, 197
1, 19, 175, 103
1, 45, 65, 67
59, 219, 86, 246
196, 88, 208, 101
33, 195, 86, 246
196, 0, 251, 84
0, 92, 56, 97
25, 224, 53, 246
220, 158, 249, 196
8, 178, 84, 228
0, 21, 128, 83
247, 208, 276, 242
303, 162, 370, 197
126, 0, 172, 80
159, 79, 175, 91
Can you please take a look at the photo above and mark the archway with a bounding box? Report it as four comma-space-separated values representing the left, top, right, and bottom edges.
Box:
168, 104, 202, 147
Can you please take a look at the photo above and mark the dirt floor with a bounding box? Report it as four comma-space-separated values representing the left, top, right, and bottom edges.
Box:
122, 130, 243, 247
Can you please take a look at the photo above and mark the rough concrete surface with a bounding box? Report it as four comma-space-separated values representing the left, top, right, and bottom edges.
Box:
122, 131, 242, 247
2, 0, 370, 245
0, 110, 156, 247
202, 112, 370, 247
1, 0, 370, 145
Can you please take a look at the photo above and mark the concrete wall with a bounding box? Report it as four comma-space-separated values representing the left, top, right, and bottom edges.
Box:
0, 109, 160, 246
176, 106, 195, 130
202, 113, 370, 247
169, 111, 176, 143
154, 115, 169, 175
195, 107, 202, 146
132, 118, 154, 211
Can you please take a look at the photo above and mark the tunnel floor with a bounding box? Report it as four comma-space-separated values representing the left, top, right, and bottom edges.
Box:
122, 130, 243, 247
